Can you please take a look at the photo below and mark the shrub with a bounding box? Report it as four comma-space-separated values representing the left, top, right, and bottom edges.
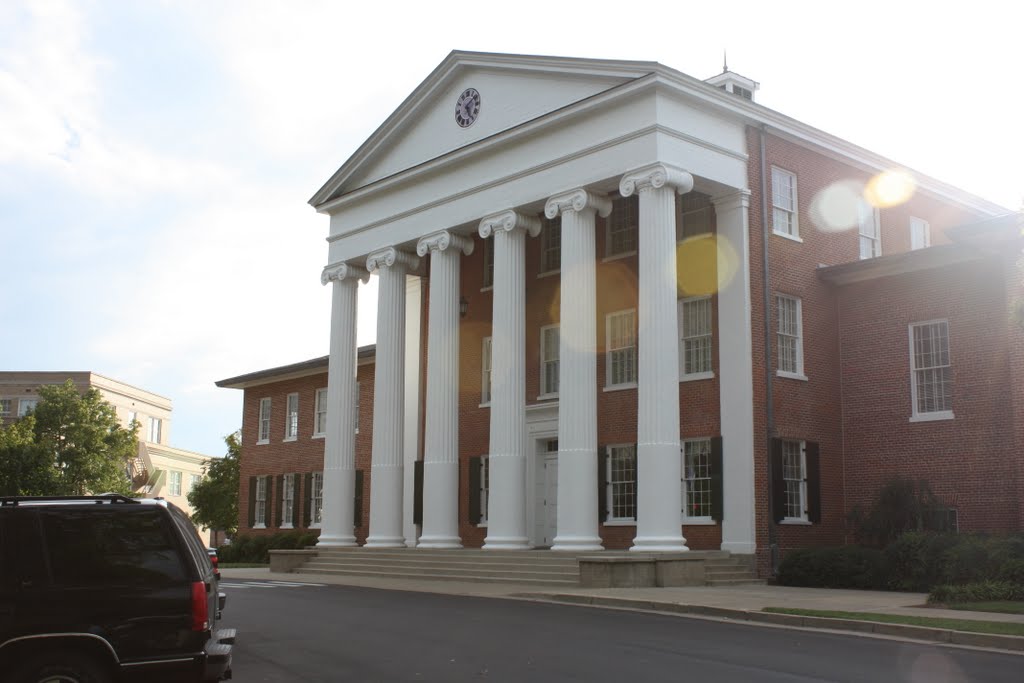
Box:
929, 581, 1024, 604
217, 530, 317, 563
849, 478, 951, 548
884, 531, 959, 592
777, 546, 888, 590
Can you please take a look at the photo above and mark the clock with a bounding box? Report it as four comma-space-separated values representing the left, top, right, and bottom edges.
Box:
455, 87, 481, 128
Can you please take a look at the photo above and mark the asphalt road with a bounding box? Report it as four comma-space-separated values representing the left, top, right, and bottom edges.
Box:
219, 580, 1020, 682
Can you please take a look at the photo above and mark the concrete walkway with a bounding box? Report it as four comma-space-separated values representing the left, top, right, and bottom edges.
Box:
220, 568, 1024, 653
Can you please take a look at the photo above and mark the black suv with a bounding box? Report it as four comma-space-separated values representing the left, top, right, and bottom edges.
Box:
0, 495, 234, 682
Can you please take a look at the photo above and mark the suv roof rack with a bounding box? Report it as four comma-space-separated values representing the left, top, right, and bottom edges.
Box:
0, 494, 141, 507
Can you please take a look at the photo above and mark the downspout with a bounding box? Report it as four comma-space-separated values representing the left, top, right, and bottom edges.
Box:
759, 125, 779, 573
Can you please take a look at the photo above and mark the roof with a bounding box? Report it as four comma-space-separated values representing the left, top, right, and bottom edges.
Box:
816, 244, 986, 286
215, 345, 376, 389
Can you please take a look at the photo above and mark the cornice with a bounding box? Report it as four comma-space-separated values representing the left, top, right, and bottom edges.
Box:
416, 229, 474, 257
619, 163, 694, 197
711, 188, 752, 211
544, 189, 612, 219
366, 246, 420, 273
479, 210, 541, 239
320, 261, 371, 286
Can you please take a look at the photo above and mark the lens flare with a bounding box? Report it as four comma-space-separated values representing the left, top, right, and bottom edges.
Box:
677, 234, 738, 296
810, 180, 863, 233
865, 169, 916, 208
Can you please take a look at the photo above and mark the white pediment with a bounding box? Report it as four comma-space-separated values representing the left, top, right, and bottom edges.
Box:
310, 51, 655, 208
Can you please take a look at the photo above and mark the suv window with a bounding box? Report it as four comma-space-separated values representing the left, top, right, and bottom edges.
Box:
0, 510, 47, 589
40, 507, 186, 587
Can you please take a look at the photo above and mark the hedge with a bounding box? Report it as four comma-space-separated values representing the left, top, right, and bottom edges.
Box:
929, 581, 1024, 604
217, 531, 318, 564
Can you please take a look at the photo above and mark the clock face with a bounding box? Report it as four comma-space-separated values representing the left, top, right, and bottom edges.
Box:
455, 88, 481, 128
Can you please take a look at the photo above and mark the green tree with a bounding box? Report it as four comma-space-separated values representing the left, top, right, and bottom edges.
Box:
0, 415, 59, 495
188, 431, 240, 536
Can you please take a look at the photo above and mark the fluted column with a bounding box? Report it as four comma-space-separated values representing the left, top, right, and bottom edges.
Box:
318, 262, 369, 547
621, 163, 694, 552
365, 246, 420, 547
479, 210, 540, 549
417, 230, 474, 548
545, 189, 611, 552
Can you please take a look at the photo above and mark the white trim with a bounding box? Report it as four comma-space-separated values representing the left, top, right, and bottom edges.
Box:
602, 383, 637, 392
313, 387, 328, 437
679, 295, 713, 379
774, 232, 804, 244
602, 520, 637, 527
601, 251, 637, 263
540, 324, 560, 399
284, 392, 299, 441
776, 294, 805, 378
481, 336, 493, 405
908, 319, 954, 420
680, 371, 715, 382
781, 440, 808, 523
780, 519, 813, 526
257, 397, 271, 445
909, 411, 955, 423
605, 443, 638, 523
776, 370, 809, 381
605, 308, 637, 388
681, 437, 716, 523
770, 166, 799, 239
858, 200, 881, 259
910, 216, 931, 250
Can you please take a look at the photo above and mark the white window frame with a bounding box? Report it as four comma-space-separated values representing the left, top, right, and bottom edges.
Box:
17, 398, 38, 417
539, 217, 561, 275
910, 216, 931, 250
284, 392, 299, 441
604, 196, 638, 260
257, 397, 271, 444
189, 473, 201, 491
354, 381, 361, 434
681, 438, 715, 524
0, 399, 11, 417
254, 476, 267, 528
169, 470, 182, 497
606, 444, 637, 524
478, 455, 490, 526
311, 472, 324, 527
281, 473, 295, 528
127, 410, 137, 427
909, 319, 954, 422
771, 167, 800, 240
605, 309, 637, 390
678, 296, 714, 381
858, 200, 881, 259
781, 440, 808, 523
481, 337, 493, 407
313, 388, 327, 437
539, 324, 560, 399
481, 237, 494, 290
776, 294, 807, 380
148, 416, 162, 443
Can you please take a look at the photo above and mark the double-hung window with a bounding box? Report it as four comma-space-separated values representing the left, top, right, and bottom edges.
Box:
776, 295, 805, 379
682, 439, 713, 521
539, 325, 559, 398
314, 388, 327, 437
606, 309, 637, 388
0, 399, 10, 417
254, 477, 267, 527
481, 337, 493, 405
17, 398, 38, 417
606, 445, 637, 522
148, 416, 162, 443
910, 320, 953, 420
310, 472, 324, 527
281, 473, 295, 527
910, 216, 930, 250
540, 216, 561, 274
285, 392, 299, 441
782, 440, 807, 521
189, 473, 200, 491
771, 167, 799, 238
858, 200, 881, 259
482, 237, 494, 289
169, 471, 182, 496
679, 296, 713, 379
354, 382, 361, 434
606, 196, 638, 258
257, 398, 271, 444
479, 455, 490, 525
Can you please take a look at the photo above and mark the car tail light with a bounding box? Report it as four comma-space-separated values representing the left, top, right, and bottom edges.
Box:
191, 581, 209, 631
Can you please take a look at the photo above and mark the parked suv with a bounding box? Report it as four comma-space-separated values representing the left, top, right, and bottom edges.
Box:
0, 494, 234, 682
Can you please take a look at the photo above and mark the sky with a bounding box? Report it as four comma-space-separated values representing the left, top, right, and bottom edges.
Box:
1, 0, 1021, 458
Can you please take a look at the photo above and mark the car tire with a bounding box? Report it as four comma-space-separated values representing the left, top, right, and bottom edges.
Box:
11, 652, 112, 683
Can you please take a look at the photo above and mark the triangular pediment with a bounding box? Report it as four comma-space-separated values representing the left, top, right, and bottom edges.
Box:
310, 51, 656, 208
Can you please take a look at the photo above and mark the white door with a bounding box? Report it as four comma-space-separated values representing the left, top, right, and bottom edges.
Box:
534, 439, 558, 547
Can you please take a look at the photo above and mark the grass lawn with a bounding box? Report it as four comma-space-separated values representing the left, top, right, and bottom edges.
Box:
219, 562, 270, 568
941, 602, 1024, 615
763, 608, 1024, 637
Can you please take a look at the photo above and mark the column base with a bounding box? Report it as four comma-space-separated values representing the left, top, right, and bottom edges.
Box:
551, 536, 604, 552
364, 536, 407, 548
631, 537, 689, 552
483, 536, 531, 550
316, 534, 358, 548
417, 536, 463, 549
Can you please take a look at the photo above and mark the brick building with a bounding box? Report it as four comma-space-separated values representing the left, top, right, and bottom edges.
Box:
216, 52, 1022, 574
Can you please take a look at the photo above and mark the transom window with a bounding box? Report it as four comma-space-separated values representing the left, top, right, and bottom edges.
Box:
910, 216, 930, 250
281, 473, 294, 527
679, 296, 713, 377
285, 392, 299, 440
776, 295, 804, 377
607, 196, 638, 258
771, 167, 798, 238
606, 309, 637, 387
540, 216, 561, 273
254, 476, 267, 527
910, 320, 953, 419
482, 237, 494, 289
540, 324, 559, 398
481, 337, 493, 405
314, 388, 327, 436
682, 439, 713, 519
258, 398, 271, 443
782, 440, 807, 521
607, 444, 637, 521
858, 200, 881, 259
310, 472, 324, 527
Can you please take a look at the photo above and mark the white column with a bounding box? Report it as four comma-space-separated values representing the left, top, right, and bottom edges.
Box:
417, 230, 474, 548
621, 163, 694, 552
479, 210, 540, 550
365, 246, 420, 547
544, 189, 611, 552
318, 261, 369, 547
714, 190, 757, 555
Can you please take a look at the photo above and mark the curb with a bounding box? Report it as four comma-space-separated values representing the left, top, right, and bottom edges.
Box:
517, 593, 1024, 654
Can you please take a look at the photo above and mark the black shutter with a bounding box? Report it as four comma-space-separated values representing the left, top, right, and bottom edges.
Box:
291, 474, 301, 528
274, 475, 283, 528
247, 476, 257, 528
710, 436, 724, 522
597, 446, 608, 523
805, 441, 821, 524
354, 469, 364, 528
468, 457, 481, 525
413, 460, 424, 525
303, 472, 313, 528
770, 438, 785, 523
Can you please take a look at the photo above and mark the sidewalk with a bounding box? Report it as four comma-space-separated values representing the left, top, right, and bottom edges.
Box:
220, 568, 1024, 653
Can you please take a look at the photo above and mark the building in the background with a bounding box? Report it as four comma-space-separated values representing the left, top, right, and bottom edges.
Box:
0, 371, 213, 544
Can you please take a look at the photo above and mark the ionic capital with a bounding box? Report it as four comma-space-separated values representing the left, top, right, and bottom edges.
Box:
416, 230, 475, 258
321, 261, 370, 286
366, 247, 420, 273
478, 210, 542, 240
544, 189, 612, 220
619, 163, 694, 198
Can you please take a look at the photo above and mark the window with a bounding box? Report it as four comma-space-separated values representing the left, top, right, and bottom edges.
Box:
189, 473, 200, 491
169, 470, 182, 496
281, 473, 295, 527
482, 237, 494, 289
148, 417, 162, 443
910, 320, 953, 419
314, 388, 327, 436
127, 410, 137, 426
606, 309, 637, 388
910, 216, 930, 250
0, 399, 10, 416
682, 439, 713, 520
258, 398, 271, 443
254, 476, 267, 527
771, 167, 798, 238
354, 382, 361, 434
540, 325, 559, 398
540, 216, 561, 273
310, 472, 324, 527
776, 295, 805, 378
678, 193, 712, 241
18, 398, 38, 417
606, 445, 637, 522
479, 456, 490, 525
606, 196, 638, 258
481, 337, 492, 405
782, 440, 807, 521
679, 296, 713, 378
858, 200, 881, 259
285, 392, 299, 441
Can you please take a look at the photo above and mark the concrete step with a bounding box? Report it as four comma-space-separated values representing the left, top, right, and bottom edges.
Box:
303, 560, 576, 580
315, 551, 578, 568
300, 566, 579, 586
704, 569, 759, 580
305, 558, 578, 572
705, 577, 767, 586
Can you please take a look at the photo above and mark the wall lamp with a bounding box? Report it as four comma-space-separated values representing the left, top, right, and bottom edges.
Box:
459, 296, 469, 318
